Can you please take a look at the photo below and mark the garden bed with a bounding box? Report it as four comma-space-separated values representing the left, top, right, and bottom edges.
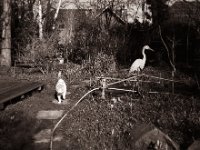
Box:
0, 66, 199, 150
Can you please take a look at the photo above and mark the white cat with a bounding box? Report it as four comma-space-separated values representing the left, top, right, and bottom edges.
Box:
55, 71, 67, 104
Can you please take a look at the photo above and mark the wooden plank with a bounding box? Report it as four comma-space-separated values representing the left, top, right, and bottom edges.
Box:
0, 82, 23, 95
0, 81, 37, 94
0, 82, 43, 103
0, 82, 44, 104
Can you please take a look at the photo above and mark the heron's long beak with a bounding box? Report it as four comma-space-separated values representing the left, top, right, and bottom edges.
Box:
148, 48, 154, 51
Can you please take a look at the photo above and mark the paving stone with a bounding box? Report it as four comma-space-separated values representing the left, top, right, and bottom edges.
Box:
36, 110, 64, 119
34, 129, 63, 144
71, 84, 79, 89
52, 99, 69, 105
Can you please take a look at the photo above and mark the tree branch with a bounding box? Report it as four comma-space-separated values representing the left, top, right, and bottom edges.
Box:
158, 25, 176, 72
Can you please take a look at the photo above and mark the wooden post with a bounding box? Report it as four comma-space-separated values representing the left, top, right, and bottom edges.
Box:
159, 72, 164, 87
159, 73, 161, 84
89, 77, 92, 87
101, 78, 106, 99
137, 70, 139, 92
172, 71, 175, 94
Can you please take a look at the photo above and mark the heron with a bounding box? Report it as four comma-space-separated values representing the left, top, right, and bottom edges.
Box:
129, 45, 154, 73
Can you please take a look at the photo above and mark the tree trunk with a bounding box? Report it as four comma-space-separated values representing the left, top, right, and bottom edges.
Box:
38, 0, 43, 39
52, 0, 62, 29
54, 0, 62, 20
1, 0, 11, 67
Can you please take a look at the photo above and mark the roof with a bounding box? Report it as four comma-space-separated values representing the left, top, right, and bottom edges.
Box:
95, 7, 126, 25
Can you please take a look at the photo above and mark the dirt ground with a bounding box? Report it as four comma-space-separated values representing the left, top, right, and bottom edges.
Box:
0, 66, 200, 150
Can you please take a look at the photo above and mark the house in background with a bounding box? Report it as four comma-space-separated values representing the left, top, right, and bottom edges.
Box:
51, 0, 152, 23
47, 0, 152, 45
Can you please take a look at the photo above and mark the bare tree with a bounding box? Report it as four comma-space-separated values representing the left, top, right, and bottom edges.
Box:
52, 0, 62, 30
1, 0, 11, 66
38, 0, 43, 39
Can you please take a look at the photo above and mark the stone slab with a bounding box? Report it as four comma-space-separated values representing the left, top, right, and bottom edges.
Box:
34, 129, 63, 143
36, 110, 64, 119
52, 99, 70, 105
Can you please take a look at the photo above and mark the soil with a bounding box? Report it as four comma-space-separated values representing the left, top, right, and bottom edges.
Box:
0, 66, 200, 150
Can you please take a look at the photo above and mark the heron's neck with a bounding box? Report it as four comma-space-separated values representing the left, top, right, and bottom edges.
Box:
142, 49, 146, 60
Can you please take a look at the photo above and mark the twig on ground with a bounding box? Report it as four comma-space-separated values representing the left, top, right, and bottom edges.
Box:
171, 112, 178, 125
96, 76, 160, 84
108, 87, 137, 93
37, 67, 45, 74
106, 76, 138, 87
141, 74, 182, 83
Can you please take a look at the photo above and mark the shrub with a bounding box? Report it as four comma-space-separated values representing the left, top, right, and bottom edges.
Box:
16, 32, 61, 73
82, 52, 116, 77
